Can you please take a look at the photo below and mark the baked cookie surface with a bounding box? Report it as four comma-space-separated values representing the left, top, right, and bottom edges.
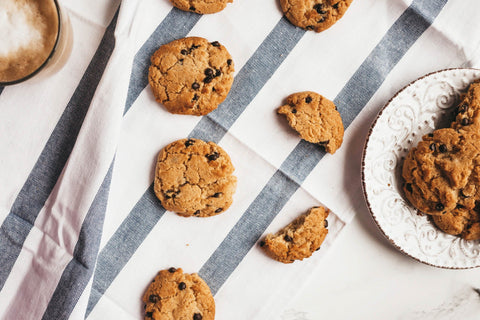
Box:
148, 37, 234, 116
154, 138, 237, 217
260, 206, 329, 263
143, 268, 215, 320
170, 0, 233, 14
278, 91, 344, 153
432, 209, 480, 240
280, 0, 353, 32
451, 80, 480, 132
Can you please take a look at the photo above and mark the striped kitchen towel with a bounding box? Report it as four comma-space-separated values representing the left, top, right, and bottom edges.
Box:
1, 0, 480, 319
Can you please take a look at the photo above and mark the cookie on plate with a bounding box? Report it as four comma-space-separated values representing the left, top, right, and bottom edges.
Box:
154, 138, 237, 217
431, 208, 480, 240
277, 91, 344, 154
451, 80, 480, 132
148, 37, 234, 116
280, 0, 353, 33
170, 0, 233, 14
260, 206, 329, 263
402, 128, 480, 216
143, 268, 215, 320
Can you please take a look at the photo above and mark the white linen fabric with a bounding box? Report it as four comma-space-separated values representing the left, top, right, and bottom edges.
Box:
1, 0, 480, 319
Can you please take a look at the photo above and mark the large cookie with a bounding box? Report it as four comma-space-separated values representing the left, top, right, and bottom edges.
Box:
154, 138, 237, 217
148, 37, 234, 116
280, 0, 353, 33
278, 91, 344, 154
402, 128, 480, 216
143, 268, 215, 320
170, 0, 233, 14
432, 209, 480, 240
260, 206, 329, 263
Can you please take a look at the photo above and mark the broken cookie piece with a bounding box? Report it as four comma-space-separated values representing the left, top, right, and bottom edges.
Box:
260, 206, 329, 263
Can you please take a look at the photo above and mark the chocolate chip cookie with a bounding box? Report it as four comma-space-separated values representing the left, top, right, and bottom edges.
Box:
260, 206, 329, 263
170, 0, 233, 14
280, 0, 353, 33
143, 268, 215, 320
154, 138, 237, 217
451, 80, 480, 133
432, 208, 480, 240
148, 37, 234, 116
277, 91, 344, 153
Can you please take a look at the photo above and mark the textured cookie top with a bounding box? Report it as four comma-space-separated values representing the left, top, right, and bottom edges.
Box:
148, 37, 234, 116
280, 0, 353, 33
154, 138, 237, 217
143, 268, 215, 320
451, 80, 480, 133
260, 206, 329, 263
402, 128, 480, 216
432, 209, 480, 240
278, 91, 344, 154
170, 0, 233, 14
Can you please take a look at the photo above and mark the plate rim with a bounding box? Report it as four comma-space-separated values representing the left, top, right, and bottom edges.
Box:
361, 67, 480, 269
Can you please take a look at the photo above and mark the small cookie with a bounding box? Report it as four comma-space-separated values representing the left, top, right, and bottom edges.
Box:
148, 37, 234, 116
154, 138, 237, 217
402, 128, 480, 217
260, 206, 329, 263
451, 80, 480, 132
278, 91, 344, 153
432, 208, 480, 240
280, 0, 353, 32
170, 0, 233, 14
143, 268, 215, 320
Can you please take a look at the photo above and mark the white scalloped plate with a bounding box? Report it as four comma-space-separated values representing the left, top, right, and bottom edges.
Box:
362, 68, 480, 269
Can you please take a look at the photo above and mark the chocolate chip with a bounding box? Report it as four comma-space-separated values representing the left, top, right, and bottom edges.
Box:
429, 143, 436, 151
319, 140, 330, 145
149, 294, 159, 303
189, 6, 195, 11
475, 201, 480, 212
439, 144, 447, 153
333, 2, 340, 9
190, 44, 200, 50
212, 192, 222, 198
305, 96, 312, 103
462, 118, 470, 126
204, 68, 214, 77
227, 59, 232, 66
194, 210, 200, 215
193, 313, 203, 320
428, 133, 434, 137
315, 247, 321, 251
284, 235, 293, 242
181, 49, 188, 55
207, 152, 219, 161
405, 183, 413, 192
203, 76, 213, 84
292, 108, 297, 114
185, 139, 195, 147
192, 82, 200, 90
318, 17, 326, 23
178, 282, 186, 290
456, 203, 464, 209
211, 41, 220, 47
212, 87, 216, 92
215, 208, 223, 213
457, 104, 468, 114
313, 3, 326, 14
146, 312, 153, 318
192, 94, 199, 101
306, 25, 315, 30
324, 220, 328, 228
179, 58, 184, 63
215, 69, 221, 77
435, 203, 444, 211
168, 267, 177, 273
259, 240, 265, 247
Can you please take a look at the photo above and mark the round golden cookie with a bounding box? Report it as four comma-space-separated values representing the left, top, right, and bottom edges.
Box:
260, 206, 329, 263
148, 37, 234, 116
280, 0, 353, 32
402, 128, 480, 216
154, 138, 237, 217
431, 209, 480, 240
277, 91, 344, 154
143, 268, 215, 320
170, 0, 233, 14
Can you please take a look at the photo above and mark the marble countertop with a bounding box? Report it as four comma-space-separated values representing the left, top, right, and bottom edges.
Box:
282, 204, 480, 319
